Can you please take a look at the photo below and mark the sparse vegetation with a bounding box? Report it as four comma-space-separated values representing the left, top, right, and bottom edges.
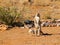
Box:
0, 6, 24, 26
44, 14, 51, 19
52, 19, 56, 23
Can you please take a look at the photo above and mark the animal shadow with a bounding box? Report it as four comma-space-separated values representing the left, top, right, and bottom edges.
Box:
42, 33, 52, 36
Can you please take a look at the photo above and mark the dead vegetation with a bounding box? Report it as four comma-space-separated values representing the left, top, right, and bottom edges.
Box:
0, 24, 8, 32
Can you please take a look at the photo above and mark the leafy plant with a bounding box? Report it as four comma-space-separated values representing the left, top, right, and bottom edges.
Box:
0, 6, 24, 26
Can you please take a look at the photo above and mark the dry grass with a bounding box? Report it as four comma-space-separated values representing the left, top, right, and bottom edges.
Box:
0, 0, 60, 20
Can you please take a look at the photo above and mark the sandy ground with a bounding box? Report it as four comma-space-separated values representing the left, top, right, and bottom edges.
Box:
0, 27, 60, 45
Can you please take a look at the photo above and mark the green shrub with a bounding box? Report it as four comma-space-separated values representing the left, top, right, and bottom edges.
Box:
0, 7, 24, 25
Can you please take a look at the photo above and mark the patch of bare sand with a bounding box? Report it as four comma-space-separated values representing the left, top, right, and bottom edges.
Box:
0, 27, 60, 45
